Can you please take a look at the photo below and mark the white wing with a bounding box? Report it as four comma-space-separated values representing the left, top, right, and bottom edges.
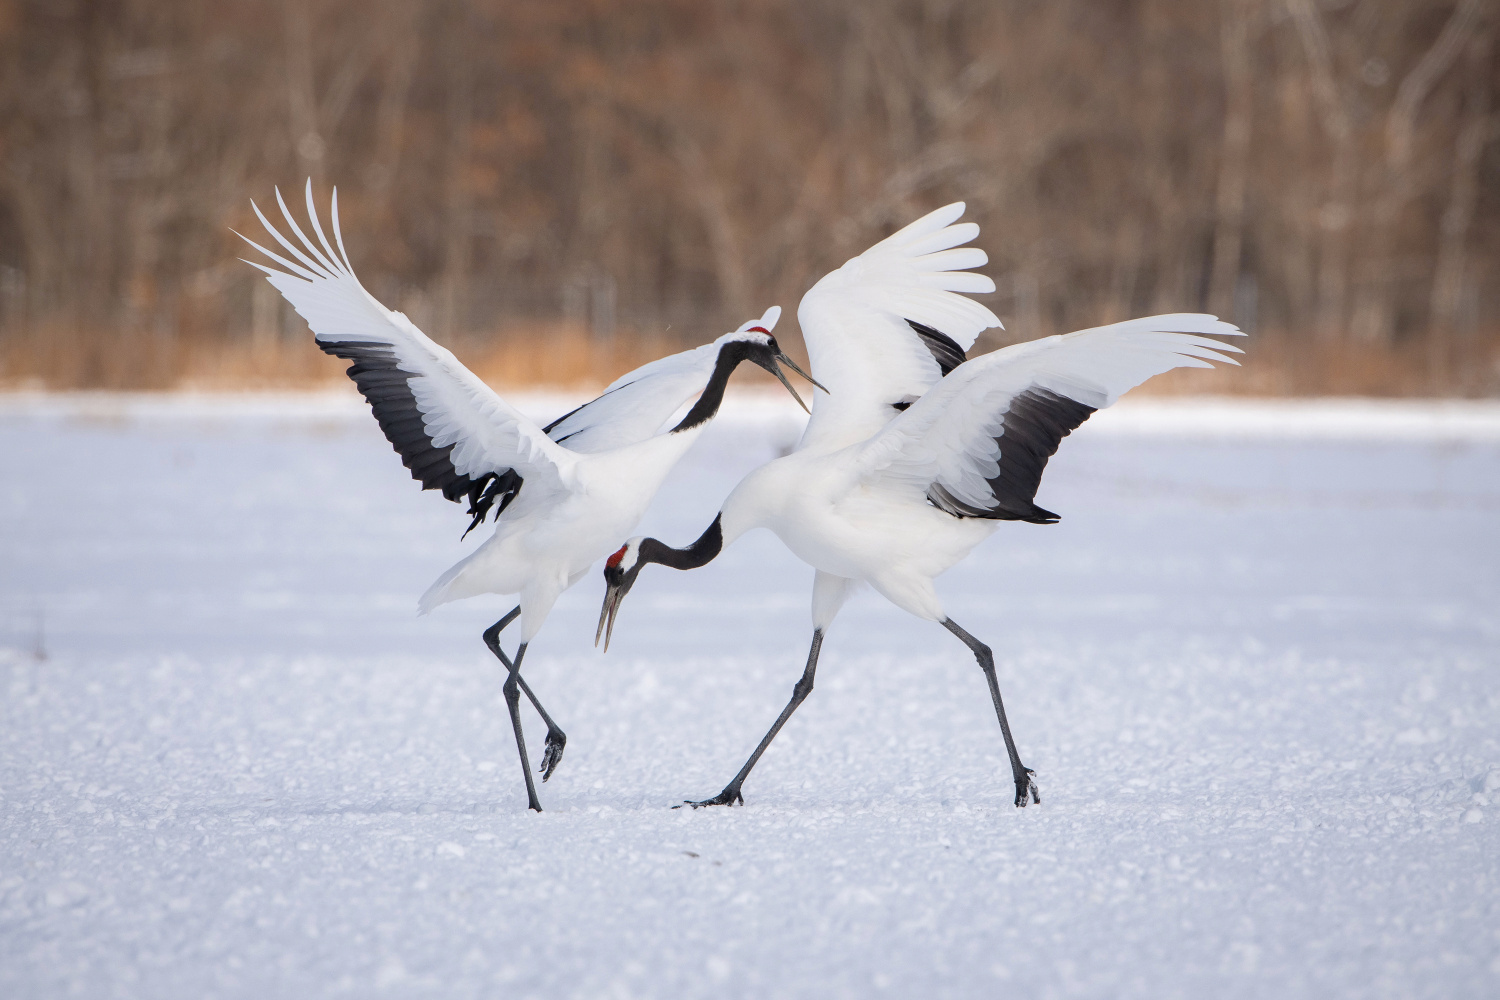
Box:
855, 315, 1245, 522
542, 307, 781, 453
239, 182, 575, 527
797, 203, 1001, 452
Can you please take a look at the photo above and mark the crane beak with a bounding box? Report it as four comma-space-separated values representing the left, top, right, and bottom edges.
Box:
771, 366, 810, 414
770, 351, 829, 413
595, 581, 625, 653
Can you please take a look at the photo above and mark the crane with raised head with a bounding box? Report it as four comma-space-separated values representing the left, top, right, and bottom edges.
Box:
239, 182, 822, 812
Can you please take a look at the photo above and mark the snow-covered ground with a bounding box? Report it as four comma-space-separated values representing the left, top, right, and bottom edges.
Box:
2, 392, 1498, 999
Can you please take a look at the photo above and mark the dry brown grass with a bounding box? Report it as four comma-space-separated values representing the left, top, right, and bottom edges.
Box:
962, 324, 1500, 398
4, 321, 1497, 397
0, 322, 776, 394
1138, 328, 1500, 398
1, 323, 346, 392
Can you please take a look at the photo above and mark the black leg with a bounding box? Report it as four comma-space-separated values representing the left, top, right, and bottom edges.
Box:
483, 608, 567, 782
681, 628, 825, 808
500, 642, 544, 812
943, 618, 1039, 807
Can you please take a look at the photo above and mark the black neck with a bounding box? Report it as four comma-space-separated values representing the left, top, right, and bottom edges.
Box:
671, 343, 750, 433
640, 514, 723, 570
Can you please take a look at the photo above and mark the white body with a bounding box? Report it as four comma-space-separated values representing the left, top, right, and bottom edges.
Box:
721, 448, 995, 624
423, 428, 706, 637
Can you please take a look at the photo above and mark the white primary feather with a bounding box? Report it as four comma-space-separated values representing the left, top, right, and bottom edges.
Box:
239, 182, 575, 493
545, 307, 782, 453
796, 203, 1001, 452
856, 315, 1245, 509
244, 184, 781, 466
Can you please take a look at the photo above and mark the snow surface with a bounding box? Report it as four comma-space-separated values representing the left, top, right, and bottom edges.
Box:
2, 391, 1498, 999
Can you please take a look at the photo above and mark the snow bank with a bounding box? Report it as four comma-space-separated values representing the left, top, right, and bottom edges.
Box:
4, 390, 1500, 441
2, 394, 1497, 998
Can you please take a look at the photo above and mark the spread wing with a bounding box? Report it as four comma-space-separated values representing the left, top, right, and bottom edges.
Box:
239, 182, 576, 535
855, 315, 1245, 522
796, 203, 1001, 451
542, 307, 782, 453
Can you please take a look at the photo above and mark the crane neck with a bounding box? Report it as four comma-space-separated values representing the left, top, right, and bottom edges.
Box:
640, 514, 723, 571
670, 343, 748, 433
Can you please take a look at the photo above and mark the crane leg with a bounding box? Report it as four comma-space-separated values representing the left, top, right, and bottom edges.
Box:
483, 608, 567, 784
681, 628, 825, 808
943, 618, 1040, 807
497, 642, 543, 811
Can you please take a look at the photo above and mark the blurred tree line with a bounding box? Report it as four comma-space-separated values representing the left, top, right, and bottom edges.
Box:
0, 0, 1496, 393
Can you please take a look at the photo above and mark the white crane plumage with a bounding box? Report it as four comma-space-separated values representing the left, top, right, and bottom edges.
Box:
597, 202, 1244, 809
239, 181, 821, 812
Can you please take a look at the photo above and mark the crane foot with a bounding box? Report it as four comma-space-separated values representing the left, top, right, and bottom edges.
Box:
538, 730, 567, 782
674, 787, 745, 809
1014, 769, 1040, 808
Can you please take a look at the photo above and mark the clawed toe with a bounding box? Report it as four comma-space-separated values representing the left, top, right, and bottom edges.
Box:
672, 788, 745, 809
538, 731, 567, 782
1013, 769, 1040, 808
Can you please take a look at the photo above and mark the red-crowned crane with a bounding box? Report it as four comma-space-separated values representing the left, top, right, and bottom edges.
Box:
239, 182, 822, 812
595, 203, 1243, 809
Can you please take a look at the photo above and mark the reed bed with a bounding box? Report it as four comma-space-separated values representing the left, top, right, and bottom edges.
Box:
5, 321, 1497, 397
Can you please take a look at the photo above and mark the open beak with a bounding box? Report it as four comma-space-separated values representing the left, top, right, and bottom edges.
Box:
771, 352, 829, 414
595, 582, 625, 652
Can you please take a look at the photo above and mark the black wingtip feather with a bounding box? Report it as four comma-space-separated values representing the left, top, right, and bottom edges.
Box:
926, 388, 1094, 522
1023, 504, 1061, 524
907, 320, 968, 376
317, 338, 523, 534
460, 469, 522, 538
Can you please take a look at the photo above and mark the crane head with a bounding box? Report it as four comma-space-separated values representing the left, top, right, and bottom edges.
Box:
597, 515, 724, 654
714, 305, 828, 414
596, 538, 645, 652
717, 339, 826, 416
